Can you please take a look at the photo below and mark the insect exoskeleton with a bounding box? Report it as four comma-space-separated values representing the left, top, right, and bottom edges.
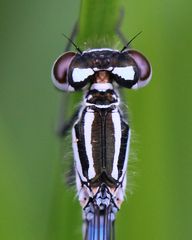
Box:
52, 46, 152, 239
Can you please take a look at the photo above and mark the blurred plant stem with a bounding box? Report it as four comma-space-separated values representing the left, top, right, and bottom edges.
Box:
77, 0, 123, 48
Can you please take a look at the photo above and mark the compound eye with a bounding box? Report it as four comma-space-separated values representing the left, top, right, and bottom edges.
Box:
126, 49, 152, 89
51, 52, 76, 91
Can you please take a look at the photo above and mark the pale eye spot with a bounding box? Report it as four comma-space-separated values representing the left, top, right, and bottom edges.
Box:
112, 66, 135, 80
72, 68, 94, 82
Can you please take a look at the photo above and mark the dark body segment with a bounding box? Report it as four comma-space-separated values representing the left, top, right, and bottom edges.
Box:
90, 107, 116, 187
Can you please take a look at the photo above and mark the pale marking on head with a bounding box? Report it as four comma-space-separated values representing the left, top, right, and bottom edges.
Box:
72, 68, 94, 82
90, 83, 113, 91
83, 48, 119, 54
112, 66, 135, 80
93, 67, 113, 71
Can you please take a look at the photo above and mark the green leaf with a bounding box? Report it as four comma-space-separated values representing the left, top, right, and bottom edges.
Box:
77, 0, 123, 48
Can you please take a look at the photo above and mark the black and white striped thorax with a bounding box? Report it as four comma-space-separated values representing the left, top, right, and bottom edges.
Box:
73, 83, 130, 191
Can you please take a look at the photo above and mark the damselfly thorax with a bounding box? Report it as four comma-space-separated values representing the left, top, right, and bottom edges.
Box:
52, 47, 152, 239
73, 81, 129, 208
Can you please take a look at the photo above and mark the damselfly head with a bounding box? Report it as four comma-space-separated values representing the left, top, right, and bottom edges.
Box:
52, 48, 152, 91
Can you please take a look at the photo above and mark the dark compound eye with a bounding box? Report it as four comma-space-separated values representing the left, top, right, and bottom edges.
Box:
111, 50, 152, 89
51, 52, 76, 91
122, 50, 152, 89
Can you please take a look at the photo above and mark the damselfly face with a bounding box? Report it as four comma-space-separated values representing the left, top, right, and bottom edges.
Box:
52, 48, 151, 91
52, 47, 152, 240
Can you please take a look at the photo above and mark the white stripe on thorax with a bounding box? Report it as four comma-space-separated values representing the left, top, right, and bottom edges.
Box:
111, 112, 122, 180
118, 130, 131, 183
72, 127, 87, 182
84, 112, 96, 179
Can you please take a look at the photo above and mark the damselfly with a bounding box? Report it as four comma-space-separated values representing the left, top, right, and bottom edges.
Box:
51, 35, 152, 239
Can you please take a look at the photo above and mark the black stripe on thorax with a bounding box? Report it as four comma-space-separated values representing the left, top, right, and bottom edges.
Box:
74, 109, 90, 179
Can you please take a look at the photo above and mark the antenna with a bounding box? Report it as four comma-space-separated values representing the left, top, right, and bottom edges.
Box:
62, 33, 82, 54
120, 31, 142, 52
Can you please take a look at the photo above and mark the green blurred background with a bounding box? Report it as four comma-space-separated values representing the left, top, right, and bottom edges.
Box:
0, 0, 192, 239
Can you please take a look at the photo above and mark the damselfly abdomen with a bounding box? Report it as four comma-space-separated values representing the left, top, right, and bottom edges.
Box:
52, 46, 152, 239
